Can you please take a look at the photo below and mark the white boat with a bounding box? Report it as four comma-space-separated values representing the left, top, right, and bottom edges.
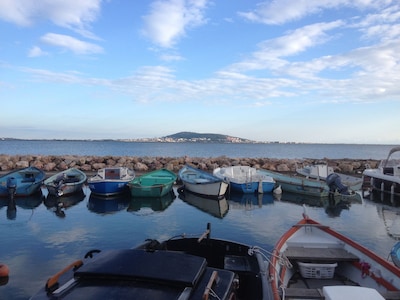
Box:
178, 165, 228, 199
363, 146, 400, 196
297, 164, 363, 192
44, 168, 87, 197
268, 211, 400, 300
213, 166, 276, 194
87, 167, 135, 196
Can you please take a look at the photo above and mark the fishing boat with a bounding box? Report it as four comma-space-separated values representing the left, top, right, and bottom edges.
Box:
127, 169, 176, 197
259, 169, 357, 198
297, 164, 363, 191
44, 168, 87, 197
213, 166, 275, 194
178, 165, 229, 199
268, 211, 400, 300
87, 167, 135, 196
0, 167, 45, 199
178, 189, 229, 218
363, 146, 400, 197
30, 223, 269, 300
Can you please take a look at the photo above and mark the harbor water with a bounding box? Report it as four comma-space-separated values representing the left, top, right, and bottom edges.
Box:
0, 141, 399, 299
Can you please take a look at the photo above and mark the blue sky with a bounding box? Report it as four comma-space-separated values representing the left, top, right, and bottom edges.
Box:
1, 0, 399, 144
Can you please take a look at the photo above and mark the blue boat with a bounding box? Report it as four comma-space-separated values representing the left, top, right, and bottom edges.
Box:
88, 167, 135, 196
213, 166, 275, 194
0, 167, 45, 199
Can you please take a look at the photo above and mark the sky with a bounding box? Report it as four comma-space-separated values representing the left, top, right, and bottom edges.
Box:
0, 0, 399, 144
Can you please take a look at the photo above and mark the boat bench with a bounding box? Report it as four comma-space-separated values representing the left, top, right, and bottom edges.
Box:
284, 247, 359, 262
281, 288, 324, 299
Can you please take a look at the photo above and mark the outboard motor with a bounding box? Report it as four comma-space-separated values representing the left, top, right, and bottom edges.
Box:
326, 173, 349, 195
6, 177, 17, 200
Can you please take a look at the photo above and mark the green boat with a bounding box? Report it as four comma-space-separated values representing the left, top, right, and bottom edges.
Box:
128, 169, 177, 197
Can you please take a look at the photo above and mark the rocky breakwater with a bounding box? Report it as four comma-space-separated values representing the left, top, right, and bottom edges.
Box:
0, 154, 380, 176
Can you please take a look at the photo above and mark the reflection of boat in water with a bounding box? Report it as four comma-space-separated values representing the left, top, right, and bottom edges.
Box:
127, 191, 175, 213
1, 193, 44, 220
44, 191, 86, 218
279, 191, 362, 217
228, 192, 274, 210
367, 189, 400, 207
87, 194, 130, 214
377, 206, 400, 240
178, 190, 229, 218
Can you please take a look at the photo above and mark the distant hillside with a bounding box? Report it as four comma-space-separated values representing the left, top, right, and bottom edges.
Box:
163, 132, 254, 143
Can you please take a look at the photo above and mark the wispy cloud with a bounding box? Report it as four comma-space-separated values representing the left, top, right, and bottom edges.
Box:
28, 46, 48, 57
141, 0, 209, 48
41, 33, 103, 55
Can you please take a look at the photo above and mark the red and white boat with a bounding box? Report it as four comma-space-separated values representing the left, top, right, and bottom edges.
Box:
268, 211, 400, 300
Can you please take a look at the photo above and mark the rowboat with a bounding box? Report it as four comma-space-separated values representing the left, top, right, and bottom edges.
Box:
268, 211, 400, 300
87, 167, 135, 196
297, 164, 363, 191
363, 146, 400, 196
127, 169, 176, 197
178, 165, 228, 199
213, 166, 276, 194
0, 167, 45, 199
44, 168, 87, 197
259, 169, 357, 198
30, 223, 269, 300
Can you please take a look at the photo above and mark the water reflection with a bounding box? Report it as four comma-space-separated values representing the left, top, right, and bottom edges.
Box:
87, 194, 130, 214
44, 191, 85, 218
178, 190, 229, 218
127, 191, 176, 214
367, 190, 400, 207
0, 193, 44, 220
228, 192, 274, 210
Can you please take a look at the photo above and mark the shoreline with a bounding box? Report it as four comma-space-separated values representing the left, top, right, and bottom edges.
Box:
0, 154, 380, 176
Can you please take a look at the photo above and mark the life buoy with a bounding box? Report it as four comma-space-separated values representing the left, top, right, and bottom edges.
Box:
0, 263, 9, 277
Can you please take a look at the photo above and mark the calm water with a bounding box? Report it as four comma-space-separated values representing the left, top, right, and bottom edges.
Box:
0, 140, 397, 159
0, 141, 400, 300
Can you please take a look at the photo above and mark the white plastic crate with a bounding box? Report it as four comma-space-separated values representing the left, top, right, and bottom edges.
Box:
298, 262, 337, 279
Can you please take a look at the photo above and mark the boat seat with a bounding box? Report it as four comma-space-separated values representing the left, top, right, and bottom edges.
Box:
284, 247, 359, 262
75, 249, 208, 287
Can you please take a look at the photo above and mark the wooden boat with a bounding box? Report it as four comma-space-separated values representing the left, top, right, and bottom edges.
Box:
213, 166, 276, 194
363, 146, 400, 196
178, 165, 229, 199
178, 189, 229, 218
259, 169, 359, 198
44, 168, 87, 197
268, 212, 400, 300
87, 167, 135, 196
297, 164, 363, 191
0, 167, 45, 199
30, 223, 269, 300
127, 169, 176, 198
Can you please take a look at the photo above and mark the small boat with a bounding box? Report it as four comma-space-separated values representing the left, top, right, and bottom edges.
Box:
363, 146, 400, 196
178, 189, 229, 218
259, 169, 357, 198
268, 211, 400, 300
44, 168, 87, 197
297, 164, 363, 191
178, 165, 229, 199
0, 167, 45, 199
127, 169, 176, 198
30, 223, 269, 300
87, 167, 135, 196
213, 166, 275, 194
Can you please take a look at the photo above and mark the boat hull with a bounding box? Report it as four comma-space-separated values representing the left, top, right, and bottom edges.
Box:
269, 216, 400, 300
88, 181, 130, 196
44, 168, 87, 197
128, 169, 176, 198
87, 167, 135, 196
0, 167, 45, 198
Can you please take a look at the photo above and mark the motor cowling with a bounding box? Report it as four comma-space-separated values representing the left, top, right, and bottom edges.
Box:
6, 177, 17, 199
326, 173, 349, 195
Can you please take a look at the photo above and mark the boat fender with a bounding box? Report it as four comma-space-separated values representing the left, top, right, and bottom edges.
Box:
360, 262, 371, 278
0, 263, 9, 277
84, 249, 101, 259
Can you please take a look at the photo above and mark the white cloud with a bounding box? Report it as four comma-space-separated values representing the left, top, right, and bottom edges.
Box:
238, 0, 392, 25
142, 0, 209, 48
41, 33, 103, 55
0, 0, 101, 38
28, 46, 48, 57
